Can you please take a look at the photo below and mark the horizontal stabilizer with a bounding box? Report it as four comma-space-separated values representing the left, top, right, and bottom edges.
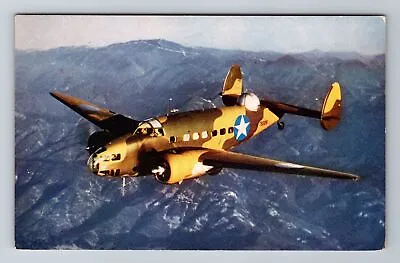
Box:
261, 82, 342, 131
261, 99, 321, 119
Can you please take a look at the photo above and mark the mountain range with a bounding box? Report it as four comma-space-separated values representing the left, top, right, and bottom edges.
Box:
15, 39, 385, 250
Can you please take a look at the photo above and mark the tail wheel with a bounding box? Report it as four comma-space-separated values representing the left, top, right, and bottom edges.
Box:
277, 121, 285, 130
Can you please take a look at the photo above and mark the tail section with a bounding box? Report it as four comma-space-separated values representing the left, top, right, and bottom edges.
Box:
261, 82, 343, 131
221, 64, 243, 106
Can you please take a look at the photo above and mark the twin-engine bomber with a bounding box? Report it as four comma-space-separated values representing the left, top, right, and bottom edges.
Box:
50, 64, 359, 184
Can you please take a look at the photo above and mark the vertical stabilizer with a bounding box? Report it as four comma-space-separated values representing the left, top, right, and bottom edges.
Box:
320, 82, 342, 130
221, 64, 243, 106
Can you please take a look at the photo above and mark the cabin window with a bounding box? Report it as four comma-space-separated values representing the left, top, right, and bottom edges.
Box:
110, 170, 115, 176
193, 132, 200, 140
183, 134, 190, 142
228, 127, 234, 133
212, 130, 218, 137
115, 169, 120, 176
220, 128, 226, 135
201, 131, 208, 139
170, 136, 176, 143
111, 153, 121, 161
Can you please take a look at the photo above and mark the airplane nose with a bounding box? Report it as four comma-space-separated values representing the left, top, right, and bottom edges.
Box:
87, 153, 99, 174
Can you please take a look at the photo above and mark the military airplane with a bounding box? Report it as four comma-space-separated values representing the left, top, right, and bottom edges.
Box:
50, 64, 359, 185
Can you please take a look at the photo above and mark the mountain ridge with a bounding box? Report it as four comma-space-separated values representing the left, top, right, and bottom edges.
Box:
15, 38, 385, 59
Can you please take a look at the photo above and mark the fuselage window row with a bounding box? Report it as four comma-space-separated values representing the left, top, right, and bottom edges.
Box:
170, 127, 234, 144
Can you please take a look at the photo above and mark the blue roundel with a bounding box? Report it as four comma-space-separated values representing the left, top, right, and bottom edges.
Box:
233, 115, 251, 141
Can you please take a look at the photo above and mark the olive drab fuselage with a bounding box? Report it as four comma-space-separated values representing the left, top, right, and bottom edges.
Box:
89, 104, 279, 178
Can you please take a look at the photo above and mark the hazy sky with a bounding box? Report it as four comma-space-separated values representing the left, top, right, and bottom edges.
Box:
15, 15, 386, 54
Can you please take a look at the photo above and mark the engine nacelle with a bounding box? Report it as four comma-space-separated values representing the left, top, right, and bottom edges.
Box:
152, 150, 213, 184
237, 92, 260, 111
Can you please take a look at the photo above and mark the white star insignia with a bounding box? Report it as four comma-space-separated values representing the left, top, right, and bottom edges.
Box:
234, 115, 250, 139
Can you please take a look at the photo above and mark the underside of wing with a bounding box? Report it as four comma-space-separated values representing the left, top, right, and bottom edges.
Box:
50, 91, 140, 135
200, 150, 359, 181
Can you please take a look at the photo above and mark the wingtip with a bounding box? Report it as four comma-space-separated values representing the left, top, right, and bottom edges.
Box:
353, 175, 361, 182
49, 91, 69, 102
49, 91, 59, 98
48, 91, 77, 107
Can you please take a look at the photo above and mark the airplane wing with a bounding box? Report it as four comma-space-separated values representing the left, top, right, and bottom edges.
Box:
50, 91, 140, 135
200, 150, 359, 181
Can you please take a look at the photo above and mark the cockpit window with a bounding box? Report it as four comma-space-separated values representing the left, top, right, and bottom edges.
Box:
138, 128, 148, 135
134, 119, 165, 137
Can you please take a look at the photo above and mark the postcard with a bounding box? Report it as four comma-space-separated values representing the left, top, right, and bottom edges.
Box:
14, 15, 385, 250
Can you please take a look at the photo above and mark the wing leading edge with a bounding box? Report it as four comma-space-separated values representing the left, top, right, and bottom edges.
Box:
200, 150, 359, 181
50, 91, 140, 135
